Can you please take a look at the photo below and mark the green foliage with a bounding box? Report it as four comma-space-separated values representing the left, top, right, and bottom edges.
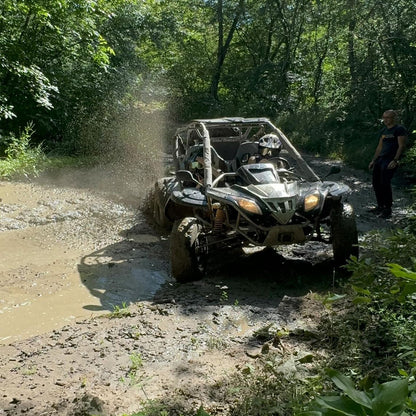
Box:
315, 223, 416, 383
387, 264, 416, 303
299, 369, 410, 416
401, 142, 416, 182
130, 352, 143, 371
109, 302, 131, 319
300, 240, 416, 414
0, 0, 148, 145
224, 354, 325, 416
124, 402, 212, 416
1, 0, 415, 164
346, 229, 416, 306
121, 352, 143, 386
0, 123, 47, 178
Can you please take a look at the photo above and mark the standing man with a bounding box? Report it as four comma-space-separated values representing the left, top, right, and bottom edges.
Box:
368, 109, 407, 219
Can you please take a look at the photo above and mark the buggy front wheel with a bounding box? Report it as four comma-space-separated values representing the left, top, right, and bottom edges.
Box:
153, 180, 172, 231
170, 217, 207, 283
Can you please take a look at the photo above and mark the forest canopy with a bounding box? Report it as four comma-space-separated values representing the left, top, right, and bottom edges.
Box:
1, 0, 415, 165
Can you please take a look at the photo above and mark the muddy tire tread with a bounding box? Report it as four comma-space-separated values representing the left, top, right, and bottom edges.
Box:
330, 202, 359, 266
170, 217, 204, 283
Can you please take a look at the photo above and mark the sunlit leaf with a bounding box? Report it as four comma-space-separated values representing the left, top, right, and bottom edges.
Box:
387, 264, 416, 281
352, 296, 371, 304
351, 285, 371, 296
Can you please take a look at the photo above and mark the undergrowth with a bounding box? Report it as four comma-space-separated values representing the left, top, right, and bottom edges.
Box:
297, 220, 416, 415
0, 123, 47, 178
0, 123, 102, 179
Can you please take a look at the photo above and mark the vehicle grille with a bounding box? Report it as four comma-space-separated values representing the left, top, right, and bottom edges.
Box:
265, 198, 296, 224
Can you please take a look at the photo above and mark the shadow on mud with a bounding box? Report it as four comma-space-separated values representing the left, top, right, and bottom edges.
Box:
153, 245, 340, 310
78, 219, 340, 313
77, 224, 171, 312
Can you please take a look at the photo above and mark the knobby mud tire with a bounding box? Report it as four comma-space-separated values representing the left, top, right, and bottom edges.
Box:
170, 217, 206, 283
330, 202, 359, 267
152, 180, 172, 231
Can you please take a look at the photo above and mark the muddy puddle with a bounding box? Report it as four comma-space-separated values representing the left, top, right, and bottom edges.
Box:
0, 181, 169, 344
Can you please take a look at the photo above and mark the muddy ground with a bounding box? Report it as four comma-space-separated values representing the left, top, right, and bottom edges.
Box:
0, 158, 412, 416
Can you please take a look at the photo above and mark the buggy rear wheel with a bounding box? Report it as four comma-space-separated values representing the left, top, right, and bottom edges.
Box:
170, 217, 207, 283
330, 202, 359, 267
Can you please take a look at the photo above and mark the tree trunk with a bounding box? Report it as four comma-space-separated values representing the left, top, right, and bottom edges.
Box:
347, 0, 358, 95
209, 0, 244, 101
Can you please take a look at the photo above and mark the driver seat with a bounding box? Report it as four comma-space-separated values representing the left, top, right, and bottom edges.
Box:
231, 141, 259, 171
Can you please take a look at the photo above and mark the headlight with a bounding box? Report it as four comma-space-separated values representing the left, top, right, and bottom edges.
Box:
232, 197, 263, 215
304, 193, 320, 212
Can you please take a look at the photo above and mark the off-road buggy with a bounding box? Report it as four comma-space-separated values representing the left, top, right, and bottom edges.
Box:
152, 117, 358, 282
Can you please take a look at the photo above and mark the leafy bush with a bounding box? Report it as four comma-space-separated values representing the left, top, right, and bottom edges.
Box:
298, 369, 411, 416
347, 228, 416, 306
0, 123, 47, 178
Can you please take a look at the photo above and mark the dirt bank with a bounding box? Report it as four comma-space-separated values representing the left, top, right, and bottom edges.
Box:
0, 159, 412, 415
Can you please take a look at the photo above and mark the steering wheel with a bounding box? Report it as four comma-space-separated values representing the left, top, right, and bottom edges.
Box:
239, 152, 251, 165
269, 157, 290, 170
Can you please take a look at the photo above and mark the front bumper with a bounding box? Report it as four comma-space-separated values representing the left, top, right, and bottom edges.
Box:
262, 224, 307, 246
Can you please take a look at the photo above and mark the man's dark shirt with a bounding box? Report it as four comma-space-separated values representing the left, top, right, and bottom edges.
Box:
378, 124, 407, 160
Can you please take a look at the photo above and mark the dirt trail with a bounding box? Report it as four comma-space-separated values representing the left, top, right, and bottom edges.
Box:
0, 160, 412, 416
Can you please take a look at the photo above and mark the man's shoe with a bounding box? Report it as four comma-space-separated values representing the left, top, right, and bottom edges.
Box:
367, 206, 383, 214
378, 208, 392, 219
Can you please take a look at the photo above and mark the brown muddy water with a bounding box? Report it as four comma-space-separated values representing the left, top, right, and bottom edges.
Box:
0, 180, 169, 344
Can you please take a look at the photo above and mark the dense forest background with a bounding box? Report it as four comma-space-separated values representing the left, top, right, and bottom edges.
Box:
1, 0, 415, 169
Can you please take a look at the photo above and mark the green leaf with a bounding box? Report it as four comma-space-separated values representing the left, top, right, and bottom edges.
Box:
351, 285, 371, 296
353, 296, 372, 304
323, 294, 347, 305
389, 285, 401, 295
387, 264, 416, 281
371, 379, 408, 416
398, 369, 409, 377
401, 283, 416, 298
298, 354, 315, 364
195, 405, 211, 416
326, 369, 372, 409
315, 396, 367, 416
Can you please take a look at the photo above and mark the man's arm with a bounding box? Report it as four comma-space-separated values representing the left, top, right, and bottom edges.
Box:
388, 135, 407, 169
394, 135, 407, 160
368, 137, 383, 170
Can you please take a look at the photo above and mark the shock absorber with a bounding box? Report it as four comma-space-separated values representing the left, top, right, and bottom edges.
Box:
213, 205, 226, 234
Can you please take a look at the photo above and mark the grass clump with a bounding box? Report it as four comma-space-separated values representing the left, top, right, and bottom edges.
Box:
108, 302, 131, 319
125, 403, 211, 416
0, 123, 47, 178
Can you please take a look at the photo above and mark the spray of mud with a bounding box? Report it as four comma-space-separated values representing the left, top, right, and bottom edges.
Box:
40, 100, 172, 209
0, 97, 176, 343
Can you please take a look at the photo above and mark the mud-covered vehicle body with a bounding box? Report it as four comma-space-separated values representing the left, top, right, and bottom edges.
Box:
153, 117, 358, 282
